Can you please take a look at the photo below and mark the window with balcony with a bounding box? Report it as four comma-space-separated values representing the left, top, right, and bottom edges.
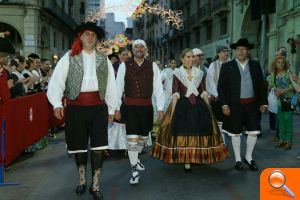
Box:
62, 36, 65, 50
62, 0, 65, 12
206, 24, 212, 41
220, 17, 227, 36
195, 30, 200, 44
68, 0, 73, 15
53, 32, 57, 48
179, 38, 183, 50
185, 35, 190, 48
80, 2, 85, 15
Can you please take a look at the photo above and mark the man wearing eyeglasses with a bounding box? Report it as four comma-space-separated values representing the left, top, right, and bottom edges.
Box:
206, 45, 230, 145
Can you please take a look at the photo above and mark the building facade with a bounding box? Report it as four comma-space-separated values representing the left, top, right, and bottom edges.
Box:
87, 0, 105, 30
0, 0, 86, 60
133, 0, 300, 71
105, 13, 125, 40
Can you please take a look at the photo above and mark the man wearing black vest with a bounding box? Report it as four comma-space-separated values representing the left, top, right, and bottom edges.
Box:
217, 38, 267, 171
47, 22, 118, 200
115, 39, 164, 184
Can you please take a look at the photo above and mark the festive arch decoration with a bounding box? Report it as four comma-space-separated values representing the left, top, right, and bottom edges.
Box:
131, 0, 183, 30
96, 34, 133, 55
86, 0, 183, 30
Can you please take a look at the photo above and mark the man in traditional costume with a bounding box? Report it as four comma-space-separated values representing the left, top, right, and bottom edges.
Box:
47, 22, 118, 200
115, 39, 164, 184
217, 38, 267, 171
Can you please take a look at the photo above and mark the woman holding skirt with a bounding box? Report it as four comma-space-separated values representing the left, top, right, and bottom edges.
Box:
151, 49, 229, 172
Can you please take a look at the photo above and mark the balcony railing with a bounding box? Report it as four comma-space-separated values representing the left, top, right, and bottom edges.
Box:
174, 0, 183, 9
211, 0, 229, 15
294, 0, 300, 7
0, 0, 24, 4
189, 13, 199, 27
161, 33, 169, 43
42, 1, 77, 29
134, 18, 144, 29
198, 3, 212, 23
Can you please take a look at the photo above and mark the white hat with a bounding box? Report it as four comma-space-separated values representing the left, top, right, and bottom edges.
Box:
192, 48, 204, 55
132, 39, 147, 49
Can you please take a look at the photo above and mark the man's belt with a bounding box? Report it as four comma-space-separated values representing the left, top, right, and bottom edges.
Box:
67, 91, 104, 106
124, 96, 152, 106
240, 97, 256, 104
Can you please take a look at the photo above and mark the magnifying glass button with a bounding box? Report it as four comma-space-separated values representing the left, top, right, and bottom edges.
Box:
268, 170, 295, 198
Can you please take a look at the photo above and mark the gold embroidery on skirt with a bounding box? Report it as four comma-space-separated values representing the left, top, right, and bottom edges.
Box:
151, 100, 229, 164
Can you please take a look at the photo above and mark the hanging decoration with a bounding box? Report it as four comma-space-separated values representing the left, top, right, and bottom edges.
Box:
85, 0, 183, 30
96, 34, 133, 55
131, 0, 183, 30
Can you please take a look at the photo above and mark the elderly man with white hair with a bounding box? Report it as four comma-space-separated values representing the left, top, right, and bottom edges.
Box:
115, 39, 164, 185
192, 48, 207, 79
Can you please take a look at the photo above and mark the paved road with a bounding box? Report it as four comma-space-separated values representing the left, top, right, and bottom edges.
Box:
1, 113, 300, 200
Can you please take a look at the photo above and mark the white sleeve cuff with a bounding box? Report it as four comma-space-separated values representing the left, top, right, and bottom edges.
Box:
172, 92, 180, 98
157, 107, 164, 112
200, 91, 208, 98
108, 108, 115, 115
53, 103, 63, 110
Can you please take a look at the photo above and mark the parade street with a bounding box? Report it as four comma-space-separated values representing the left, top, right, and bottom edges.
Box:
1, 113, 300, 200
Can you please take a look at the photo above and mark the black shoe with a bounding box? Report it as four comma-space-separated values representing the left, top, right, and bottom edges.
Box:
75, 184, 86, 195
243, 158, 259, 171
234, 161, 243, 171
89, 186, 104, 200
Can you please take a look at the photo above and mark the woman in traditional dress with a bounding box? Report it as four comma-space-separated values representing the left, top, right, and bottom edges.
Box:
151, 49, 229, 172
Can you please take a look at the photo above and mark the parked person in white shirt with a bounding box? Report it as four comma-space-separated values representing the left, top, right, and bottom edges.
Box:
40, 58, 52, 90
161, 59, 177, 111
10, 56, 36, 95
206, 45, 230, 144
192, 48, 207, 79
22, 57, 40, 91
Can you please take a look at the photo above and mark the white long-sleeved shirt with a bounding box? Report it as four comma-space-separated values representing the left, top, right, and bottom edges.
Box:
161, 67, 175, 97
235, 58, 249, 70
115, 59, 164, 111
206, 59, 227, 97
47, 50, 118, 115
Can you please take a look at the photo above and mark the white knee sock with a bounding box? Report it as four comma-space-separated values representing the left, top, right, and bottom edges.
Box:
218, 122, 226, 145
231, 136, 241, 162
127, 141, 139, 167
138, 137, 147, 154
128, 151, 139, 166
245, 135, 257, 163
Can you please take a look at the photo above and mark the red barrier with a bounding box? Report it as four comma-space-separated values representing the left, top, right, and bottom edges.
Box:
1, 93, 49, 165
0, 72, 10, 103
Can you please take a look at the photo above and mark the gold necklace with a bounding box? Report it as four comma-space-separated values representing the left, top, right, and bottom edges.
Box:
184, 66, 193, 81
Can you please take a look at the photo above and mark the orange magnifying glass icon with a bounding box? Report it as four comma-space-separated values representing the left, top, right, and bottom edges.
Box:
268, 170, 295, 198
